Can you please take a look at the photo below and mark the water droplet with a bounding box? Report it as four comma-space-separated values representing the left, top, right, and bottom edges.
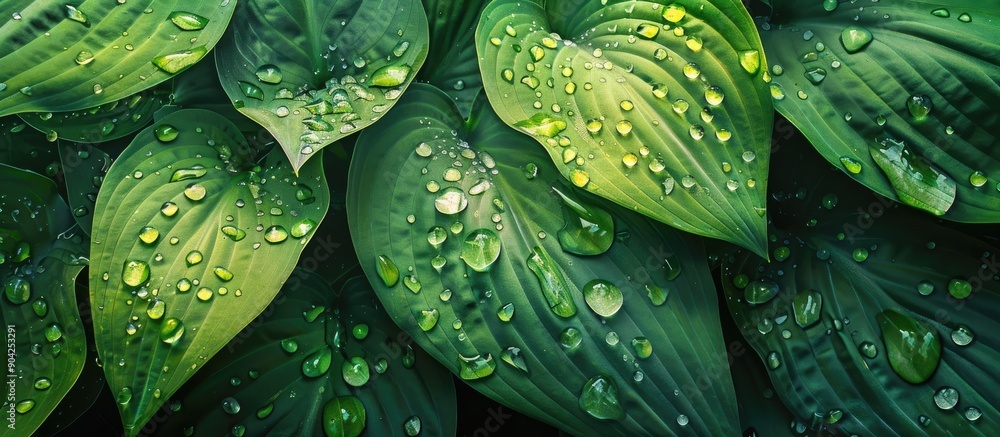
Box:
183, 183, 206, 201
583, 280, 623, 317
958, 13, 972, 22
839, 156, 862, 174
170, 165, 208, 182
371, 65, 411, 87
877, 309, 941, 383
255, 64, 282, 84
146, 298, 165, 320
969, 171, 988, 187
302, 346, 333, 377
460, 229, 502, 272
906, 94, 933, 120
933, 387, 958, 410
221, 226, 246, 241
75, 50, 95, 65
840, 26, 873, 53
631, 337, 652, 359
122, 260, 150, 287
435, 187, 468, 215
527, 246, 577, 317
569, 169, 590, 188
745, 280, 779, 305
186, 251, 203, 266
501, 347, 528, 372
458, 353, 496, 380
662, 4, 686, 23
264, 226, 288, 243
740, 50, 761, 74
160, 318, 185, 344
155, 125, 179, 142
169, 11, 210, 30
951, 324, 974, 346
579, 375, 624, 420
948, 279, 972, 299
152, 46, 208, 73
792, 289, 822, 328
4, 278, 31, 304
342, 356, 370, 386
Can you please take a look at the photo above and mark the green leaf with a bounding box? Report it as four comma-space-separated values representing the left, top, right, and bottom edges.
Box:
214, 0, 430, 172
721, 142, 1000, 435
88, 109, 330, 435
0, 1, 236, 116
0, 164, 89, 436
418, 0, 490, 117
759, 0, 1000, 221
157, 54, 263, 135
348, 84, 738, 435
475, 0, 773, 255
0, 117, 59, 176
149, 271, 457, 436
58, 142, 111, 236
18, 83, 172, 144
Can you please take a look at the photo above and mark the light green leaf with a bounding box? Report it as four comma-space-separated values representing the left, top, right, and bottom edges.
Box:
475, 0, 773, 256
721, 140, 1000, 435
418, 0, 490, 117
0, 164, 89, 436
88, 109, 330, 435
18, 83, 172, 144
149, 271, 457, 436
214, 0, 430, 172
348, 84, 738, 435
0, 1, 235, 116
759, 0, 1000, 221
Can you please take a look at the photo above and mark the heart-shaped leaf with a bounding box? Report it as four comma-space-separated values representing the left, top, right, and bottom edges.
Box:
721, 139, 1000, 435
418, 0, 490, 117
214, 0, 430, 172
348, 84, 738, 435
149, 270, 457, 436
88, 109, 330, 435
0, 0, 235, 116
475, 0, 773, 255
0, 164, 89, 436
18, 83, 173, 144
758, 0, 1000, 221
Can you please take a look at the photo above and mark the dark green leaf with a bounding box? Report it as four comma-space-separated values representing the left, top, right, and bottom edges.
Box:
214, 0, 430, 172
476, 0, 773, 255
19, 83, 172, 143
0, 1, 235, 116
721, 143, 1000, 435
348, 84, 738, 435
58, 142, 111, 235
0, 164, 89, 436
0, 117, 59, 176
419, 0, 489, 117
759, 0, 1000, 221
150, 271, 457, 436
88, 109, 330, 435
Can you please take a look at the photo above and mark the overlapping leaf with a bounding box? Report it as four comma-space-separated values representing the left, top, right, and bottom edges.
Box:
88, 109, 330, 435
759, 0, 1000, 220
0, 0, 235, 116
58, 142, 111, 236
418, 0, 489, 117
476, 0, 773, 255
721, 142, 1000, 435
1, 117, 59, 175
150, 271, 457, 436
215, 0, 430, 172
0, 164, 89, 436
348, 84, 738, 435
18, 83, 172, 144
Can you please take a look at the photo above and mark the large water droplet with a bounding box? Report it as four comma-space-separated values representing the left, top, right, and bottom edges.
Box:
460, 229, 502, 272
169, 11, 210, 30
501, 347, 528, 373
553, 188, 613, 255
160, 318, 185, 344
4, 278, 31, 304
122, 260, 150, 287
947, 279, 971, 299
906, 94, 933, 120
876, 309, 941, 383
417, 309, 439, 331
745, 280, 779, 305
792, 289, 822, 328
342, 356, 370, 386
840, 26, 873, 53
255, 64, 283, 84
458, 353, 496, 380
526, 246, 577, 317
375, 255, 399, 287
933, 387, 958, 410
152, 47, 208, 74
302, 346, 333, 377
371, 65, 411, 87
869, 136, 955, 216
583, 280, 623, 317
146, 298, 165, 320
264, 226, 289, 243
579, 375, 624, 420
435, 187, 468, 215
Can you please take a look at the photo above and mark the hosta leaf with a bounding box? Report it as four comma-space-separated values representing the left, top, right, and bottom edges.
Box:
214, 0, 430, 172
0, 164, 89, 436
419, 0, 489, 117
58, 142, 111, 235
721, 142, 1000, 435
0, 0, 235, 116
158, 54, 262, 135
18, 83, 173, 144
759, 0, 1000, 221
150, 271, 457, 436
475, 0, 773, 255
348, 84, 738, 435
88, 109, 330, 435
